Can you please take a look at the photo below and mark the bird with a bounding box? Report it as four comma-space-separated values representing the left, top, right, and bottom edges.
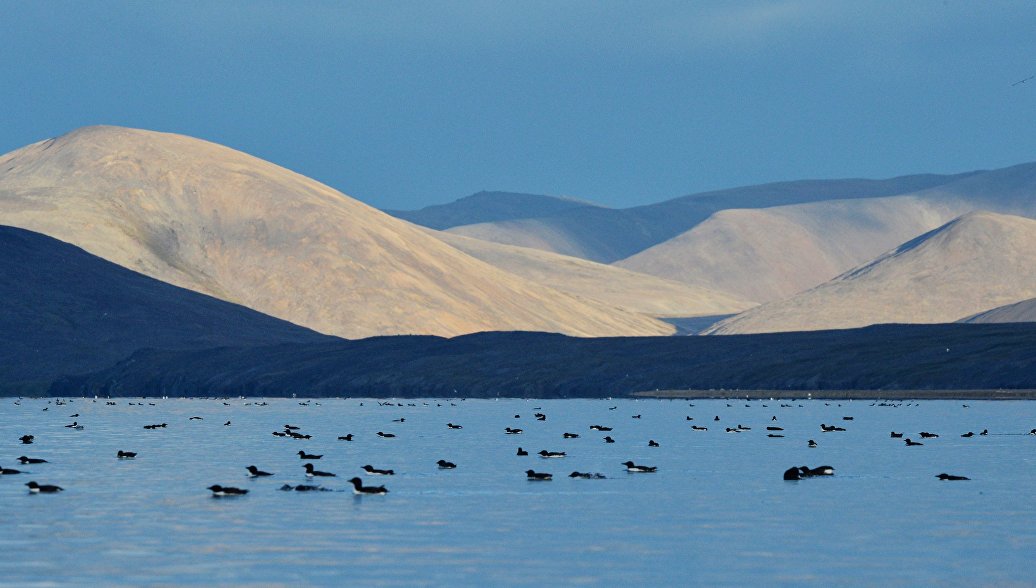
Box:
767, 434, 784, 438
589, 425, 612, 431
437, 460, 457, 469
820, 424, 846, 432
17, 456, 47, 464
117, 450, 137, 459
980, 429, 989, 436
1, 465, 24, 475
525, 470, 552, 481
246, 465, 273, 477
767, 426, 784, 431
25, 481, 63, 493
904, 438, 924, 446
691, 426, 708, 431
890, 432, 904, 438
348, 477, 388, 495
504, 427, 523, 435
799, 465, 834, 477
447, 423, 463, 429
936, 473, 970, 481
207, 484, 248, 496
297, 451, 322, 460
303, 463, 336, 477
64, 422, 84, 430
377, 432, 396, 438
538, 450, 566, 458
362, 465, 394, 476
563, 433, 580, 439
919, 432, 939, 439
569, 471, 606, 479
808, 440, 817, 448
338, 434, 354, 441
961, 432, 974, 438
648, 440, 660, 447
516, 447, 529, 456
19, 435, 34, 444
783, 467, 803, 480
189, 416, 203, 420
603, 436, 616, 443
622, 461, 657, 473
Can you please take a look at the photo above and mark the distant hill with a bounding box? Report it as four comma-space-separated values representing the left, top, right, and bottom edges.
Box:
0, 126, 671, 338
47, 323, 1036, 397
385, 191, 601, 230
430, 230, 753, 318
0, 225, 329, 392
960, 297, 1036, 324
428, 173, 976, 263
705, 212, 1036, 334
617, 195, 970, 304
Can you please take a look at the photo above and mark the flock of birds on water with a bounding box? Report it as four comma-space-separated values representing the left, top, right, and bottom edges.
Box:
6, 396, 1036, 496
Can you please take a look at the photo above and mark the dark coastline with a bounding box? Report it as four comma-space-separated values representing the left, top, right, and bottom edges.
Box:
634, 389, 1036, 400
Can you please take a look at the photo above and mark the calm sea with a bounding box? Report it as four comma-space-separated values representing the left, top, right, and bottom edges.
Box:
2, 397, 1034, 586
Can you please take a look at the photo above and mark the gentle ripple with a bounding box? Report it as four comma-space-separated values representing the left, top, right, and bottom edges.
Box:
1, 397, 1034, 586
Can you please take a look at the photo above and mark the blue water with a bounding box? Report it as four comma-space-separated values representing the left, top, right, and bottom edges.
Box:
2, 397, 1034, 586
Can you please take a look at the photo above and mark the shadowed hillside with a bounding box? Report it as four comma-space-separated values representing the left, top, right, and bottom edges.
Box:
47, 323, 1036, 398
386, 191, 601, 230
0, 225, 330, 392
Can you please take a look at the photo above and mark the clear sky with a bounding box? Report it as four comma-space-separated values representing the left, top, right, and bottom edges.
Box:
2, 1, 1035, 210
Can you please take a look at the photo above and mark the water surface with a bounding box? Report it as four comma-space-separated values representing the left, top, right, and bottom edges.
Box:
2, 397, 1034, 586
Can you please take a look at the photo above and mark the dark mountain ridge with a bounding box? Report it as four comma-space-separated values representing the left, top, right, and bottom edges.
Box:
0, 225, 331, 392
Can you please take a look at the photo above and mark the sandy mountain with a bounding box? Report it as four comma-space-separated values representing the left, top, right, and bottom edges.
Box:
438, 174, 974, 263
386, 191, 602, 230
0, 224, 329, 392
430, 230, 754, 318
617, 195, 971, 304
0, 126, 673, 338
705, 211, 1036, 334
959, 297, 1036, 324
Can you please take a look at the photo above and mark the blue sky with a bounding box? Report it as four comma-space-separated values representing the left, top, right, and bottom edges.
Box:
2, 1, 1035, 209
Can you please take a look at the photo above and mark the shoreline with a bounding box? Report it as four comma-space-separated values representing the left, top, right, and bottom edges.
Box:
633, 389, 1036, 400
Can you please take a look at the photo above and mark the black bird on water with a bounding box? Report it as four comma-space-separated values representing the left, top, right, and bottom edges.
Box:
516, 447, 529, 456
246, 465, 273, 477
17, 456, 47, 465
117, 451, 137, 459
904, 438, 924, 446
207, 484, 248, 496
298, 451, 322, 460
20, 435, 34, 444
304, 463, 336, 478
26, 481, 63, 493
525, 470, 552, 480
936, 473, 970, 481
348, 477, 388, 495
622, 461, 657, 473
362, 465, 394, 476
338, 434, 354, 441
437, 460, 457, 469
